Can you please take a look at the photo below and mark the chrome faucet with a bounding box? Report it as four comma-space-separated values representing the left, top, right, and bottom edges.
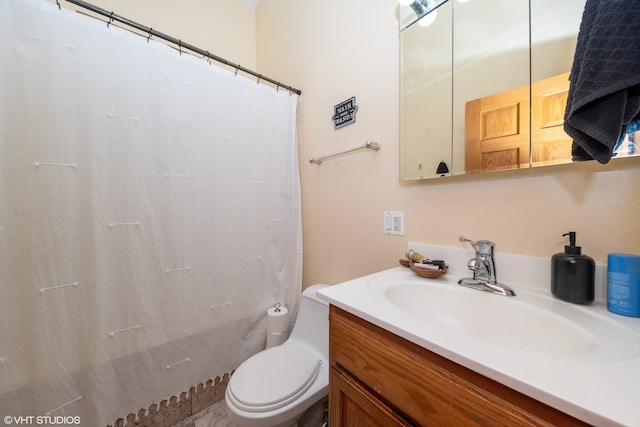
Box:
458, 236, 516, 296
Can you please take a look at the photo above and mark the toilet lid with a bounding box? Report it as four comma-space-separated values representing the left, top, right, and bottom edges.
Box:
227, 342, 321, 412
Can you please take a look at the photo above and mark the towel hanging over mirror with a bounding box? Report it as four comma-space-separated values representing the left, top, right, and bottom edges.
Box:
564, 0, 640, 164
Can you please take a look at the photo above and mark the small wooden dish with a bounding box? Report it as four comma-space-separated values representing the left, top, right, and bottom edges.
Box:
408, 260, 448, 278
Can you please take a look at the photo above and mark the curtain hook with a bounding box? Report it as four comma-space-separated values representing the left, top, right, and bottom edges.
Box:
147, 28, 153, 43
276, 82, 280, 92
178, 39, 182, 55
107, 11, 114, 28
205, 51, 211, 65
257, 74, 262, 85
234, 65, 240, 77
56, 0, 61, 10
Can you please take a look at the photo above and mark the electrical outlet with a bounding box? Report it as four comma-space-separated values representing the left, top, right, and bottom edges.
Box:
383, 211, 404, 235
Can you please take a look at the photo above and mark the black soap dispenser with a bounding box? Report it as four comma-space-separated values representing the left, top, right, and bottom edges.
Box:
551, 231, 595, 304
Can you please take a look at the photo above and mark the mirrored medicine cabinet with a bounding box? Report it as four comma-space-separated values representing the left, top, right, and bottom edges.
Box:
399, 0, 640, 181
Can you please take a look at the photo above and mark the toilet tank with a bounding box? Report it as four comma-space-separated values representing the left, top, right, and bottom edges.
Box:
288, 284, 329, 358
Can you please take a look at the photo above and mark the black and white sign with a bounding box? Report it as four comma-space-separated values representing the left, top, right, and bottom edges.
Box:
332, 96, 358, 129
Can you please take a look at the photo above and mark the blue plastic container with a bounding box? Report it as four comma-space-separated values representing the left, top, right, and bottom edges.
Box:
607, 253, 640, 317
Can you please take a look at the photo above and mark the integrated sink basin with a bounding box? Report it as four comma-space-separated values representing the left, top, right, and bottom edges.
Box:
368, 274, 640, 361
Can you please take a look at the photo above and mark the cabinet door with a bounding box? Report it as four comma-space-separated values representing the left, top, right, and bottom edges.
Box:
329, 368, 415, 427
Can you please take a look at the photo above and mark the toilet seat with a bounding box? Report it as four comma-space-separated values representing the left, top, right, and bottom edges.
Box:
227, 342, 321, 413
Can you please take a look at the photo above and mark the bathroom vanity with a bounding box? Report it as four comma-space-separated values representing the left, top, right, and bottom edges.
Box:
317, 243, 640, 426
329, 306, 586, 426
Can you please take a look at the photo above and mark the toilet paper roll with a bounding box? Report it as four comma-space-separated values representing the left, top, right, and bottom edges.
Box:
267, 305, 289, 333
266, 330, 288, 348
266, 305, 289, 349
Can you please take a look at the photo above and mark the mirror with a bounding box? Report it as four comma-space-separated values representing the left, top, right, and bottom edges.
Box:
400, 1, 452, 179
400, 0, 601, 181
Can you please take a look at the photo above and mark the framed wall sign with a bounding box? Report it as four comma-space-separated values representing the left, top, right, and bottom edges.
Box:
333, 96, 358, 129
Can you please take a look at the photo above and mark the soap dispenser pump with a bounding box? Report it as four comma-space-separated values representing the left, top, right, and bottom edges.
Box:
551, 231, 595, 304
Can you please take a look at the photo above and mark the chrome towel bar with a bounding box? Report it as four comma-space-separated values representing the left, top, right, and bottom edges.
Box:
309, 141, 381, 165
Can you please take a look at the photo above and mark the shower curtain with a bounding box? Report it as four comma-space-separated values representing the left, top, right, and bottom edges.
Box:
0, 0, 302, 425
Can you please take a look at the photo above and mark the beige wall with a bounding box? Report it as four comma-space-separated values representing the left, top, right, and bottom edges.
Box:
56, 0, 640, 288
255, 0, 640, 287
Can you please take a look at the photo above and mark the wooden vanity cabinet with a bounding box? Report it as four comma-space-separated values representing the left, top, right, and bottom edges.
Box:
328, 306, 590, 427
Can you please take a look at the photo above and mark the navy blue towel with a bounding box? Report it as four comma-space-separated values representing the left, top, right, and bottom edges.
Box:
564, 0, 640, 163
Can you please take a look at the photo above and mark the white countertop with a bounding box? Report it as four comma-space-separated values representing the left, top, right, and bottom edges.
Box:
317, 243, 640, 427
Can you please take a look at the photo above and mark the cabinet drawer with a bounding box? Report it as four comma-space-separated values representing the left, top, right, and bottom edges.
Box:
329, 306, 588, 427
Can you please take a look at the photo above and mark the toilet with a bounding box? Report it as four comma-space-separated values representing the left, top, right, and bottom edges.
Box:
225, 284, 330, 427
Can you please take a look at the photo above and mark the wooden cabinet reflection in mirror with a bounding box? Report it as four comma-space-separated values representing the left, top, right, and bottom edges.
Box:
465, 72, 573, 174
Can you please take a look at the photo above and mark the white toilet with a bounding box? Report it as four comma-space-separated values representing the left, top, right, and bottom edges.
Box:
225, 284, 330, 427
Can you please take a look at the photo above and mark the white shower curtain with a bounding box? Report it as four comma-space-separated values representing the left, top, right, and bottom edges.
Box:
0, 0, 302, 425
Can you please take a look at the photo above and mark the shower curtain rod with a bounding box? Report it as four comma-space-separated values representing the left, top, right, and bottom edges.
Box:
60, 0, 302, 95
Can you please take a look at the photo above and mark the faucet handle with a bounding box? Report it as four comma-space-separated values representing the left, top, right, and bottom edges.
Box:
459, 236, 474, 246
459, 236, 495, 255
474, 240, 495, 256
